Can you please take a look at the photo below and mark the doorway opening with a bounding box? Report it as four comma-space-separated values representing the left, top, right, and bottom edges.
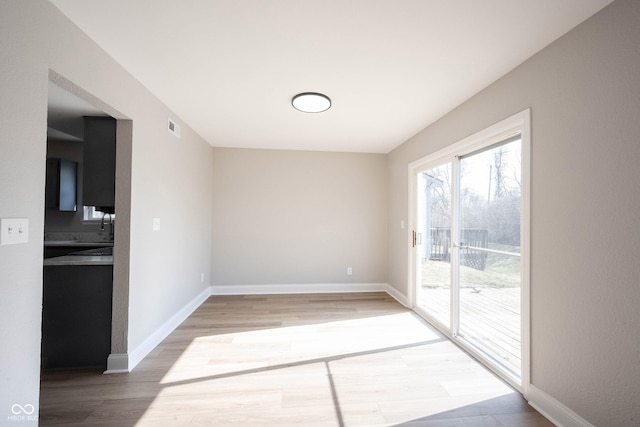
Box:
42, 70, 132, 374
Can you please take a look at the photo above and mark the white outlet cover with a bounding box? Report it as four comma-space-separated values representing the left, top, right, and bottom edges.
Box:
0, 218, 29, 245
152, 217, 161, 231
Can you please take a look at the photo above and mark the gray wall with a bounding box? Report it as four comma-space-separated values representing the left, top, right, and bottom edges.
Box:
387, 0, 640, 424
0, 0, 213, 417
212, 148, 387, 286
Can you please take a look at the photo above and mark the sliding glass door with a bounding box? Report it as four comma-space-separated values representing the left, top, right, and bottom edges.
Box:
457, 138, 522, 378
411, 111, 529, 387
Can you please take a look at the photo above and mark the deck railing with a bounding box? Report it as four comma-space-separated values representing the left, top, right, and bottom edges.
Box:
428, 228, 489, 270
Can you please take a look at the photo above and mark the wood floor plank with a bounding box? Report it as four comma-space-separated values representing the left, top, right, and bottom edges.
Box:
39, 292, 552, 426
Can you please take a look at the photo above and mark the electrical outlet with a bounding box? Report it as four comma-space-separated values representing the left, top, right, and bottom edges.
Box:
0, 218, 29, 245
152, 217, 161, 231
347, 267, 353, 275
168, 118, 181, 138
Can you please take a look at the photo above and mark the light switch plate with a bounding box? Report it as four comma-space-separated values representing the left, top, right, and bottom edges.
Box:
152, 217, 161, 231
0, 218, 29, 245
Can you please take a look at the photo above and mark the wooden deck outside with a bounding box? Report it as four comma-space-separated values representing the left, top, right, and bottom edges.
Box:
418, 287, 521, 376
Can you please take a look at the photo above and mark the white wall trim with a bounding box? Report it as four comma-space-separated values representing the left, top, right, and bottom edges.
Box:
211, 283, 388, 295
383, 284, 410, 307
107, 285, 212, 373
527, 385, 594, 427
104, 353, 129, 374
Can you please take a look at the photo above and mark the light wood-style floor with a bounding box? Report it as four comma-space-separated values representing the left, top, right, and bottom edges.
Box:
40, 293, 552, 426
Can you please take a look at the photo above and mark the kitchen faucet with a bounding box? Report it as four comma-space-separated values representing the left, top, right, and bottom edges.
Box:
100, 212, 115, 241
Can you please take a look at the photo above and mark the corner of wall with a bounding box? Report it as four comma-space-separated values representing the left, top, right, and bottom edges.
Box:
383, 284, 410, 307
108, 285, 212, 373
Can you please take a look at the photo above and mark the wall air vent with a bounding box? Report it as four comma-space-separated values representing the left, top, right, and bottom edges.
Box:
168, 118, 181, 138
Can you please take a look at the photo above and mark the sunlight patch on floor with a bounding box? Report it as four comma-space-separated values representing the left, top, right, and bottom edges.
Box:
159, 312, 440, 385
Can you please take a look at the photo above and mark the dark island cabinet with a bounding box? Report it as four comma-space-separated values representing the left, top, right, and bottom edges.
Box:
41, 265, 113, 371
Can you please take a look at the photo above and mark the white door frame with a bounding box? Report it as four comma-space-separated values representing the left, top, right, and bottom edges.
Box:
407, 109, 531, 393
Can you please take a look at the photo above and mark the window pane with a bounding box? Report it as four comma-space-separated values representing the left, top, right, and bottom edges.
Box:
460, 139, 521, 250
83, 206, 115, 220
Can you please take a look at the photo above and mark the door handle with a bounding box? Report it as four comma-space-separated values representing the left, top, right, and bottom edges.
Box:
412, 231, 422, 247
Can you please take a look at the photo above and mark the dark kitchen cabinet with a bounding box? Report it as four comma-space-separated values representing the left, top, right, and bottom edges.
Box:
41, 265, 113, 371
45, 158, 78, 211
83, 117, 116, 212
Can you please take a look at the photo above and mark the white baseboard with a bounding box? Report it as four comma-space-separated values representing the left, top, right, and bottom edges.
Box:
211, 283, 388, 295
106, 285, 212, 374
106, 283, 404, 374
527, 385, 594, 427
383, 284, 409, 307
104, 353, 129, 374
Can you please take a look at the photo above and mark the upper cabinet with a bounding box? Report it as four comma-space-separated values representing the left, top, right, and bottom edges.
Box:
45, 158, 78, 212
83, 117, 116, 213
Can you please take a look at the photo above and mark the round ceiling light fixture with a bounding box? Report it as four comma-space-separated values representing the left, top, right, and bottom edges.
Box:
292, 92, 331, 113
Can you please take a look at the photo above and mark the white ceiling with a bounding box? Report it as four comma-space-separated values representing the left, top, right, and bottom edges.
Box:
49, 0, 613, 153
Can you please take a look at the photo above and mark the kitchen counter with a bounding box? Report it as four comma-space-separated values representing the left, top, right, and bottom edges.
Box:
43, 254, 113, 266
44, 240, 113, 247
43, 247, 114, 266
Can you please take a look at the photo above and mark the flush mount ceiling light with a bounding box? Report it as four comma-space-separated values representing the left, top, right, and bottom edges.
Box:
292, 92, 331, 113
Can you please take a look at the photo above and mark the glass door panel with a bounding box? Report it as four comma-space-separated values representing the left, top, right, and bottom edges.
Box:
416, 163, 452, 328
457, 138, 522, 378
